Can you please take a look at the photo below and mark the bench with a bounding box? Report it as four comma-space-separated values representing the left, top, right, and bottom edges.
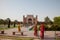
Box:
0, 30, 4, 34
12, 32, 23, 36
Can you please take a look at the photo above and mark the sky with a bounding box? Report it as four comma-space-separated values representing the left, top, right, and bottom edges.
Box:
0, 0, 60, 21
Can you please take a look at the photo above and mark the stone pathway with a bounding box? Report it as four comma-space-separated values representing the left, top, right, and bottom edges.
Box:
0, 26, 60, 40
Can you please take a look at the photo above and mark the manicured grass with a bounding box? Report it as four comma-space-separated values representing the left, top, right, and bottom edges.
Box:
56, 38, 60, 40
0, 25, 18, 30
0, 35, 33, 40
56, 37, 60, 40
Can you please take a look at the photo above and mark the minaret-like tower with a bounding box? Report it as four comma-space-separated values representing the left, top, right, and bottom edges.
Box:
23, 15, 26, 25
35, 15, 38, 25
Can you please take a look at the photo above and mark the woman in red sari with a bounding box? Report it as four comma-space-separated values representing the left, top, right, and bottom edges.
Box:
34, 24, 37, 36
40, 23, 45, 39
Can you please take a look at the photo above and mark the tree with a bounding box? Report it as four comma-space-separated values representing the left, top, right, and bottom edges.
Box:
6, 18, 11, 28
14, 20, 18, 27
0, 19, 4, 24
54, 16, 60, 26
4, 19, 8, 25
53, 16, 60, 31
44, 16, 53, 24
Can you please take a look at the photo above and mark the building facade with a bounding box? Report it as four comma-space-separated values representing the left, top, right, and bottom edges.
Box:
23, 15, 38, 25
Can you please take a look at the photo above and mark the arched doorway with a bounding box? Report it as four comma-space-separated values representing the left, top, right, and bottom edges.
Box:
28, 18, 32, 25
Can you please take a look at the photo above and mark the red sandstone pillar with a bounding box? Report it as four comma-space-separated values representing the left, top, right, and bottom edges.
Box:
40, 23, 45, 39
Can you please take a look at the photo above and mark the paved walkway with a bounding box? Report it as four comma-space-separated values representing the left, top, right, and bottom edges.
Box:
0, 27, 60, 40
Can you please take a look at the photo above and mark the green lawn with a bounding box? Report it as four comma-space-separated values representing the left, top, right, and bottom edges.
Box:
0, 35, 33, 40
0, 25, 18, 30
56, 37, 60, 40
